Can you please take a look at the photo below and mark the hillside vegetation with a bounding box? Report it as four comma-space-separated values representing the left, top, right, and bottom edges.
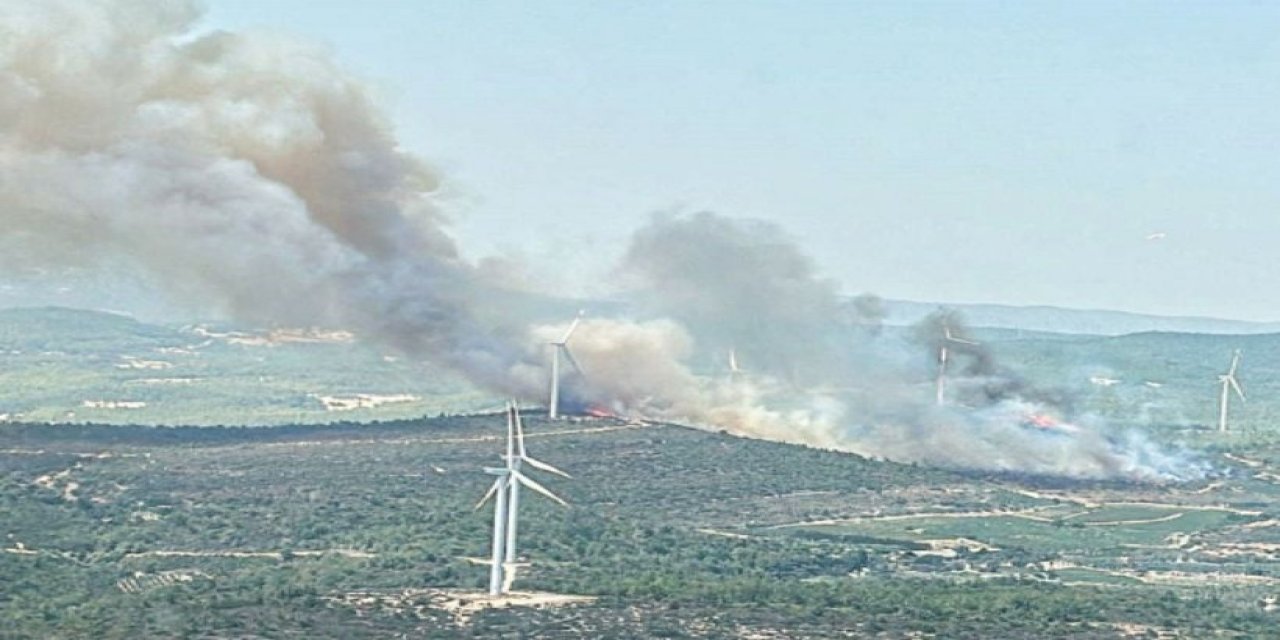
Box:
4, 415, 1280, 638
5, 306, 1280, 637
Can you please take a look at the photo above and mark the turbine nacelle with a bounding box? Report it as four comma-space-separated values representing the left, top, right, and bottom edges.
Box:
551, 310, 584, 347
1219, 349, 1246, 401
942, 322, 979, 347
1219, 375, 1246, 401
511, 398, 573, 477
476, 405, 571, 509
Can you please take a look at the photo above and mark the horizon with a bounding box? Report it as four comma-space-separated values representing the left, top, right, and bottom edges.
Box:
2, 294, 1278, 331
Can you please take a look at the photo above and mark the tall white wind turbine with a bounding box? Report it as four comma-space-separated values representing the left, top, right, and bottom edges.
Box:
475, 402, 570, 595
548, 312, 585, 419
1218, 349, 1245, 433
936, 320, 978, 406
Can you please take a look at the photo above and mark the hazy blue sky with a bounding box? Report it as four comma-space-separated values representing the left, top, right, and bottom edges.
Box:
201, 1, 1280, 320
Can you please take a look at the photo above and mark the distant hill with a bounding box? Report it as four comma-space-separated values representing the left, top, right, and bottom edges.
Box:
4, 303, 1280, 431
0, 306, 489, 426
877, 299, 1280, 336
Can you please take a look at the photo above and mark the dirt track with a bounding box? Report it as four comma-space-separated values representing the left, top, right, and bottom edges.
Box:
123, 549, 376, 560
215, 422, 659, 452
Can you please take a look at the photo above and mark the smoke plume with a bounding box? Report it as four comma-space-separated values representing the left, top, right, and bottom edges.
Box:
0, 0, 520, 387
620, 211, 847, 385
0, 0, 1204, 481
850, 293, 886, 334
608, 214, 1203, 481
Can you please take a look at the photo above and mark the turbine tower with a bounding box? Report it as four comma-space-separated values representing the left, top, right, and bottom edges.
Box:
548, 311, 585, 419
475, 402, 570, 595
935, 320, 978, 406
1217, 349, 1245, 433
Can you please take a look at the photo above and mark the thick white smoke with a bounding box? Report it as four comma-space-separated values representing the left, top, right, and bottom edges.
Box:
846, 400, 1208, 482
611, 212, 1206, 482
508, 318, 848, 449
0, 0, 1205, 481
516, 308, 1204, 482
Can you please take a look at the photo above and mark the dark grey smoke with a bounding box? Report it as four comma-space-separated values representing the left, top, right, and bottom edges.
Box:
913, 308, 994, 375
850, 293, 886, 334
913, 308, 1077, 414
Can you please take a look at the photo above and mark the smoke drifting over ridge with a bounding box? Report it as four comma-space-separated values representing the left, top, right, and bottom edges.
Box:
0, 0, 518, 387
606, 213, 1204, 481
0, 0, 1204, 481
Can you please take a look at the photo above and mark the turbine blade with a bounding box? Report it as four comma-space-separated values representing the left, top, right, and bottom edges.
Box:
942, 319, 978, 345
522, 455, 572, 478
561, 346, 586, 377
474, 479, 501, 510
1230, 376, 1246, 400
557, 313, 584, 345
512, 470, 567, 507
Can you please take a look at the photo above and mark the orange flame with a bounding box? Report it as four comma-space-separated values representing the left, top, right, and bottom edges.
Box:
1027, 413, 1059, 428
585, 405, 617, 419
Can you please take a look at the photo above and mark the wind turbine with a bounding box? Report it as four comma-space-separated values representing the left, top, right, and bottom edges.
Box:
475, 402, 570, 595
548, 311, 585, 419
727, 347, 745, 383
1217, 350, 1245, 433
935, 320, 978, 406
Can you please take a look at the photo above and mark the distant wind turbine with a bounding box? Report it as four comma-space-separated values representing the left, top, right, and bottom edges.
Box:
548, 311, 585, 419
727, 347, 745, 383
1217, 350, 1245, 433
936, 320, 978, 406
475, 402, 571, 595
